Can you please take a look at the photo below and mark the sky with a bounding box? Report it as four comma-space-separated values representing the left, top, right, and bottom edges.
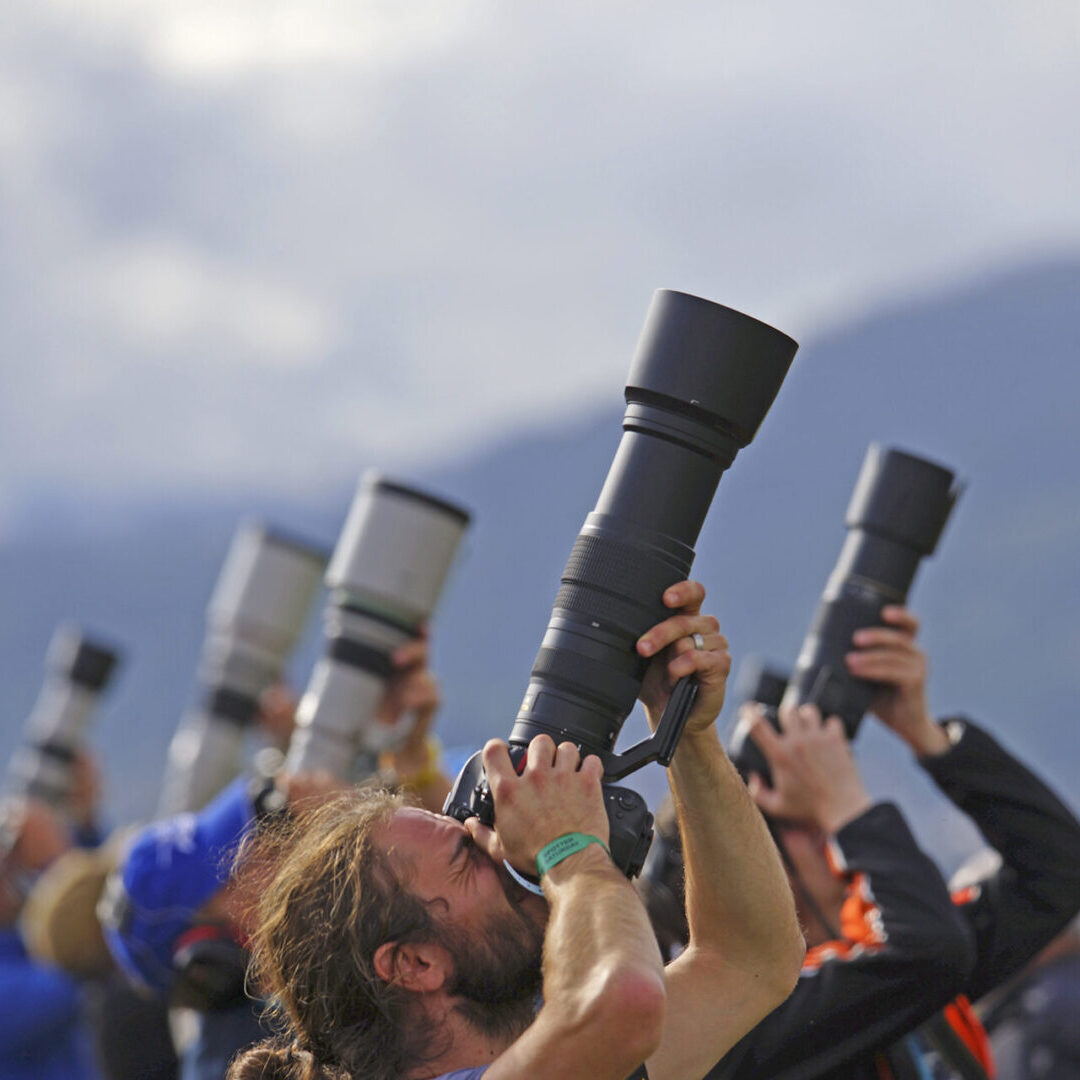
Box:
2, 0, 1079, 523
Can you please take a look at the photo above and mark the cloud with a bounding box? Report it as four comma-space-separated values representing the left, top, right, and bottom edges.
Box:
2, 0, 1079, 505
77, 236, 334, 363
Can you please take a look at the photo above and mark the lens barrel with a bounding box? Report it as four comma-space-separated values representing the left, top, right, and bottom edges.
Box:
783, 444, 961, 736
285, 471, 470, 778
509, 290, 797, 761
9, 625, 121, 807
158, 523, 328, 815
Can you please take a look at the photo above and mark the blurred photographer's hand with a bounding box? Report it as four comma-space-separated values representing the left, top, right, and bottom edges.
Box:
377, 631, 441, 749
747, 703, 871, 834
465, 735, 609, 878
636, 579, 731, 736
844, 606, 948, 757
67, 750, 102, 834
376, 629, 450, 809
278, 770, 349, 808
256, 682, 299, 750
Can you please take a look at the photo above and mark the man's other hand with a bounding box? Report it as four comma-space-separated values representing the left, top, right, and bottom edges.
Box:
636, 580, 731, 736
467, 736, 608, 877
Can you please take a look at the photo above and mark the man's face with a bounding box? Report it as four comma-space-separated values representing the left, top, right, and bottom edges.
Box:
380, 808, 545, 1036
775, 823, 846, 946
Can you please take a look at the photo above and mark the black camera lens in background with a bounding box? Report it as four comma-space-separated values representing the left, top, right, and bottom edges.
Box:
8, 625, 122, 808
783, 444, 961, 737
509, 289, 798, 763
158, 523, 328, 815
285, 472, 470, 779
727, 657, 790, 786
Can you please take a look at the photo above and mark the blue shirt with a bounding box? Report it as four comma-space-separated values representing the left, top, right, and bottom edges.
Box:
0, 927, 100, 1080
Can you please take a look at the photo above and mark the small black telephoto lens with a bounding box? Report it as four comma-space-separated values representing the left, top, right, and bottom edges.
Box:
784, 444, 961, 737
727, 657, 790, 786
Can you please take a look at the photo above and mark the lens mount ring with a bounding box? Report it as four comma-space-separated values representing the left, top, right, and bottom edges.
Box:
692, 633, 706, 652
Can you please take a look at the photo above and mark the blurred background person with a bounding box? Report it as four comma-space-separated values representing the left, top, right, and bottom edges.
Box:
102, 638, 449, 1080
643, 607, 1080, 1079
0, 794, 101, 1079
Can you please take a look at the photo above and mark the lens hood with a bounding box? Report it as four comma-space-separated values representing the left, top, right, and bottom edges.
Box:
626, 290, 798, 446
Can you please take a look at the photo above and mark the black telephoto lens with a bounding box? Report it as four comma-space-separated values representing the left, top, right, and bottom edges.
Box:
510, 289, 797, 764
446, 290, 797, 877
784, 444, 961, 737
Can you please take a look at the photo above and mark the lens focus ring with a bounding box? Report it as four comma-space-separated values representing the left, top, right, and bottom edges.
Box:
559, 534, 686, 634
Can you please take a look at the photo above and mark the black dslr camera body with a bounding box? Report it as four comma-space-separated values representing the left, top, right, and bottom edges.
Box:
445, 678, 699, 878
446, 289, 798, 877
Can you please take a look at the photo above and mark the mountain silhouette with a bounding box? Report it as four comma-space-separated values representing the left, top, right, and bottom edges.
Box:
2, 258, 1077, 869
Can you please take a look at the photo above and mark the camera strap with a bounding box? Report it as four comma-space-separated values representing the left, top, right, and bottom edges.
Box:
503, 861, 545, 897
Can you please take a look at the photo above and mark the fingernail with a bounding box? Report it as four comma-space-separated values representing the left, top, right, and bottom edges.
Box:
665, 588, 679, 604
639, 639, 654, 656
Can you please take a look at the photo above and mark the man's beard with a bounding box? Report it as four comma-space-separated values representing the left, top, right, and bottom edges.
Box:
441, 905, 544, 1042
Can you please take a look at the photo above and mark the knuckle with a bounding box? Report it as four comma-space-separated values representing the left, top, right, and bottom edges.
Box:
530, 733, 555, 754
580, 754, 603, 780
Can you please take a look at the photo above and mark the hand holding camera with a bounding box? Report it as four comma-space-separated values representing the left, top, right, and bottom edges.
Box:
466, 736, 610, 880
845, 606, 949, 757
637, 580, 731, 739
746, 703, 872, 834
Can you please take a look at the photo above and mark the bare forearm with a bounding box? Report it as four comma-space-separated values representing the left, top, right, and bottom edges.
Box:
543, 848, 665, 1000
532, 848, 666, 1071
668, 727, 801, 971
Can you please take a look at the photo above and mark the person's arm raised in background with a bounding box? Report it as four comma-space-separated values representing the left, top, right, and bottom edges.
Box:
377, 633, 452, 813
635, 581, 806, 1080
849, 606, 1080, 1000
466, 736, 669, 1080
706, 700, 975, 1079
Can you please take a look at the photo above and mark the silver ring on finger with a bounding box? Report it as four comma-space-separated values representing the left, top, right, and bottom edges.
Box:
692, 632, 706, 651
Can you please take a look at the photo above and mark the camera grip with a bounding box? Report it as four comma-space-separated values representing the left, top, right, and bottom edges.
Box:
443, 752, 654, 878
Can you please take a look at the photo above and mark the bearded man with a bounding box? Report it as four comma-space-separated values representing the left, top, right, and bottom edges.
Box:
227, 580, 806, 1080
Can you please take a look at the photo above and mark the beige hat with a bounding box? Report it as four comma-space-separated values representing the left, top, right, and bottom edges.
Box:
19, 833, 129, 978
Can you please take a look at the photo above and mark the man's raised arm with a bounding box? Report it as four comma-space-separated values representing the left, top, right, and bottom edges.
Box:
467, 736, 668, 1080
636, 580, 805, 1080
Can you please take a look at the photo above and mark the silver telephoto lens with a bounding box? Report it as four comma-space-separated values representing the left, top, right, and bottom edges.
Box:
286, 472, 470, 778
9, 625, 120, 808
158, 523, 327, 816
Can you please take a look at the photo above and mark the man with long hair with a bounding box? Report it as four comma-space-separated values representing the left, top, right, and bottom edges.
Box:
229, 580, 806, 1080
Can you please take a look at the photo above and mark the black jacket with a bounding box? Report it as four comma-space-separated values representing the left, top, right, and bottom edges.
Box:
707, 720, 1080, 1080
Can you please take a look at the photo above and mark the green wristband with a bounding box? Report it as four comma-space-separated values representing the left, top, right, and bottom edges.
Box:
535, 833, 611, 878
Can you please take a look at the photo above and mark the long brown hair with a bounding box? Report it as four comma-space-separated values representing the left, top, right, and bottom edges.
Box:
227, 789, 446, 1080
